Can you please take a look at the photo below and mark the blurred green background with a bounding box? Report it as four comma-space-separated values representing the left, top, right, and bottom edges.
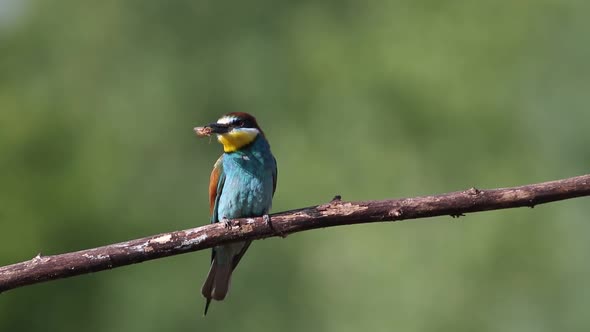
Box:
1, 1, 589, 331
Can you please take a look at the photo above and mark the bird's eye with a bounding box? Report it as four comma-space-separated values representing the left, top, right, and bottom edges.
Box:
234, 120, 245, 127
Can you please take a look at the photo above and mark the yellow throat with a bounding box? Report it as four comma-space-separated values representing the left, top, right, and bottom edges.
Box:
217, 129, 259, 152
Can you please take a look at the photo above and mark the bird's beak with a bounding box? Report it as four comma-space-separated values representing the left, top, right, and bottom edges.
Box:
204, 123, 231, 134
194, 122, 232, 137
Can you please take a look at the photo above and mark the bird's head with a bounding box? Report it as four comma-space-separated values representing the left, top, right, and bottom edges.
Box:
195, 112, 264, 153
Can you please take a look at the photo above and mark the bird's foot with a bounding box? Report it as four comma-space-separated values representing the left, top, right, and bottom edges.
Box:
221, 218, 232, 229
264, 214, 287, 238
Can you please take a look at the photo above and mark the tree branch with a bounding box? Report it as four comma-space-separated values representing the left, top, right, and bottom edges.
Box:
1, 174, 589, 293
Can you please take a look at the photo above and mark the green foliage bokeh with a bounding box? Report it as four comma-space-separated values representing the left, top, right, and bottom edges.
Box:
1, 1, 589, 331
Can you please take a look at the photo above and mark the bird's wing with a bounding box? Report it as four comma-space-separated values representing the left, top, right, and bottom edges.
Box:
209, 156, 225, 223
208, 156, 225, 264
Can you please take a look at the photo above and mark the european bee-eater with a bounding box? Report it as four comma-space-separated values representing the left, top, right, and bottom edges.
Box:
195, 112, 277, 316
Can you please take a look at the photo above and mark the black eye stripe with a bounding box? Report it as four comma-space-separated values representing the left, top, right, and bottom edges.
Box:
229, 119, 253, 128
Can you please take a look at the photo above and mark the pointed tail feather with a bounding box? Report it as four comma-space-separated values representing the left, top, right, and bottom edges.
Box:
201, 260, 233, 315
201, 263, 216, 316
204, 298, 212, 316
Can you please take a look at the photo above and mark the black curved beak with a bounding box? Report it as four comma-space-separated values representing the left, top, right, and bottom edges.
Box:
205, 123, 231, 134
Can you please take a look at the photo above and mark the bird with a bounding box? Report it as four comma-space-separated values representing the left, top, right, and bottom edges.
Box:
194, 112, 277, 316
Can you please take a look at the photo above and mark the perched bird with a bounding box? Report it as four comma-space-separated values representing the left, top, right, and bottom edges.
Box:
194, 112, 277, 316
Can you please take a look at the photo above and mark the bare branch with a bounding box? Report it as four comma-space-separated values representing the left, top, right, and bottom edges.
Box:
1, 174, 589, 293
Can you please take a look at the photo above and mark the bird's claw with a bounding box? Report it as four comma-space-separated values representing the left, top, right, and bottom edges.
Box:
264, 214, 287, 238
263, 214, 271, 226
221, 218, 232, 229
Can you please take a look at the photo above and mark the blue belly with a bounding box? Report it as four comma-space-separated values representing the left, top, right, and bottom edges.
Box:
216, 138, 276, 220
217, 169, 274, 219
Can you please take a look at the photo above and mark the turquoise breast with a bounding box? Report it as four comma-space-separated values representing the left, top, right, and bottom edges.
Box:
216, 135, 276, 220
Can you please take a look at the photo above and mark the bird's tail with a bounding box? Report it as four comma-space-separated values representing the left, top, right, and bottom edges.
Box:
204, 298, 212, 316
201, 261, 233, 316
